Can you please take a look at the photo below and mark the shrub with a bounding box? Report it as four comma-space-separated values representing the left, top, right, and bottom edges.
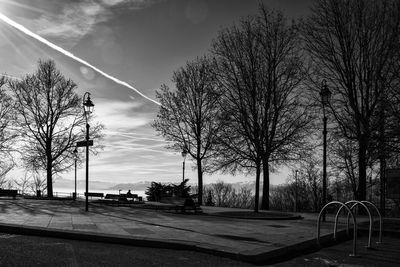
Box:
145, 179, 191, 201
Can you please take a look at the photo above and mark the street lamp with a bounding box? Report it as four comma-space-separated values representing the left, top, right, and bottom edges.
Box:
320, 80, 331, 221
181, 149, 188, 182
73, 147, 78, 201
83, 92, 94, 212
294, 170, 298, 212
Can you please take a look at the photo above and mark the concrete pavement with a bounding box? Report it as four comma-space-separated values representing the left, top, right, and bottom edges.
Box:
0, 198, 395, 265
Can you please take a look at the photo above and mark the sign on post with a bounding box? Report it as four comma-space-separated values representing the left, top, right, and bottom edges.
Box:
386, 168, 400, 199
76, 140, 93, 147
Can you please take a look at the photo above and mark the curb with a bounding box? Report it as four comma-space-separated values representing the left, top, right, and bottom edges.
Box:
0, 222, 351, 265
204, 213, 303, 220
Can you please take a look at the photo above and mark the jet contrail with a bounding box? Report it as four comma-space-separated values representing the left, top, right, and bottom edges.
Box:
0, 12, 161, 106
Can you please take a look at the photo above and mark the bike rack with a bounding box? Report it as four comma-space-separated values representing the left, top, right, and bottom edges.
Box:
317, 201, 358, 257
334, 200, 372, 248
360, 201, 383, 244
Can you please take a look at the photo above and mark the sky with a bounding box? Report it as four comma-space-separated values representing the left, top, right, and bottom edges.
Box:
0, 0, 312, 188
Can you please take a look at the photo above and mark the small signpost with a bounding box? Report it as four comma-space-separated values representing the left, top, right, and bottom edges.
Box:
76, 140, 93, 147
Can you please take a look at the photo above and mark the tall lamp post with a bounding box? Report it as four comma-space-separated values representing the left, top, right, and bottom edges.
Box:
294, 170, 298, 212
181, 149, 187, 183
73, 147, 78, 201
83, 92, 94, 212
320, 80, 331, 222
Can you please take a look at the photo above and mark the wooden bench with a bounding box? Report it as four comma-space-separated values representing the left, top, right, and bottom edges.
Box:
97, 194, 143, 206
160, 196, 200, 213
0, 189, 18, 199
104, 194, 119, 200
84, 192, 104, 199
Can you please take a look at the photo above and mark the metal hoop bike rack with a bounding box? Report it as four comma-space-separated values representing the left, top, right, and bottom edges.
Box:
317, 201, 358, 257
360, 201, 383, 244
334, 200, 372, 248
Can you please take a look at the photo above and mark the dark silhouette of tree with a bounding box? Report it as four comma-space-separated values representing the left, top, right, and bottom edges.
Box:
0, 76, 17, 181
153, 57, 223, 205
212, 6, 312, 211
303, 0, 400, 201
8, 60, 103, 197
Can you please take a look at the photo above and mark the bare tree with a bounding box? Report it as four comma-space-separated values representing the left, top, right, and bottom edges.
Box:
153, 56, 223, 204
8, 60, 104, 197
303, 0, 400, 200
329, 137, 359, 198
299, 157, 323, 212
28, 171, 47, 195
14, 174, 31, 195
212, 6, 312, 211
0, 76, 17, 181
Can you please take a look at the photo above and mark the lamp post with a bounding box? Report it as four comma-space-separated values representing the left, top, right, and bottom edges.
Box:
83, 92, 94, 212
73, 147, 78, 201
320, 80, 331, 222
294, 170, 298, 212
181, 149, 188, 182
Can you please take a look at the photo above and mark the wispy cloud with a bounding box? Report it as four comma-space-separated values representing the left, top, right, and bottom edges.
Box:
95, 98, 154, 131
12, 0, 163, 47
0, 12, 161, 106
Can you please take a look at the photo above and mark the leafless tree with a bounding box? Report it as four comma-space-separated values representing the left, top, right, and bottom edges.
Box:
14, 174, 31, 195
303, 0, 400, 201
28, 171, 47, 195
0, 76, 17, 181
212, 6, 312, 211
8, 60, 104, 197
153, 56, 223, 204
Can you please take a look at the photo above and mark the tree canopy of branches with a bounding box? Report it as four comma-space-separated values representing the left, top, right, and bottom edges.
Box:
152, 57, 223, 204
303, 0, 400, 201
0, 76, 17, 181
8, 59, 103, 197
212, 6, 312, 211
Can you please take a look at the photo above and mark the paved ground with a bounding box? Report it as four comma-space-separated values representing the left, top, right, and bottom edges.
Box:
0, 198, 397, 265
0, 234, 254, 266
274, 235, 400, 267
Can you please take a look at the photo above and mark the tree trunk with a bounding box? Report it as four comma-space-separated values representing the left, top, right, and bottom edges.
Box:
46, 141, 53, 197
357, 137, 367, 201
380, 157, 386, 216
254, 161, 261, 213
197, 158, 203, 205
312, 179, 319, 212
261, 159, 270, 210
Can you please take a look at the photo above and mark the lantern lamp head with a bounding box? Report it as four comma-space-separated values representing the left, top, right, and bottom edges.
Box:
83, 93, 94, 114
181, 149, 188, 158
320, 80, 331, 106
73, 147, 78, 160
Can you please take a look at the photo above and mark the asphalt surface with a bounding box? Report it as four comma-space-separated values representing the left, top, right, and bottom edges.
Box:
0, 198, 399, 266
0, 233, 253, 267
1, 232, 399, 266
274, 234, 400, 267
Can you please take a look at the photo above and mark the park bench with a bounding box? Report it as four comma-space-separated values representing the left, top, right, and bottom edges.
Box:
84, 192, 104, 199
160, 196, 200, 213
0, 189, 18, 199
100, 194, 144, 206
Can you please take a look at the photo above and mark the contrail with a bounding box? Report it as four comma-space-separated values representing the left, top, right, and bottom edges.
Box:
0, 12, 161, 106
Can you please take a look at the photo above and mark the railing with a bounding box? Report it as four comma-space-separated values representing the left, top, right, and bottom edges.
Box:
317, 200, 383, 257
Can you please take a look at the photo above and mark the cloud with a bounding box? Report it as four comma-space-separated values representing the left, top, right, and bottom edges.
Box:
13, 2, 107, 47
13, 0, 163, 47
94, 98, 153, 132
101, 0, 163, 9
87, 97, 182, 180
